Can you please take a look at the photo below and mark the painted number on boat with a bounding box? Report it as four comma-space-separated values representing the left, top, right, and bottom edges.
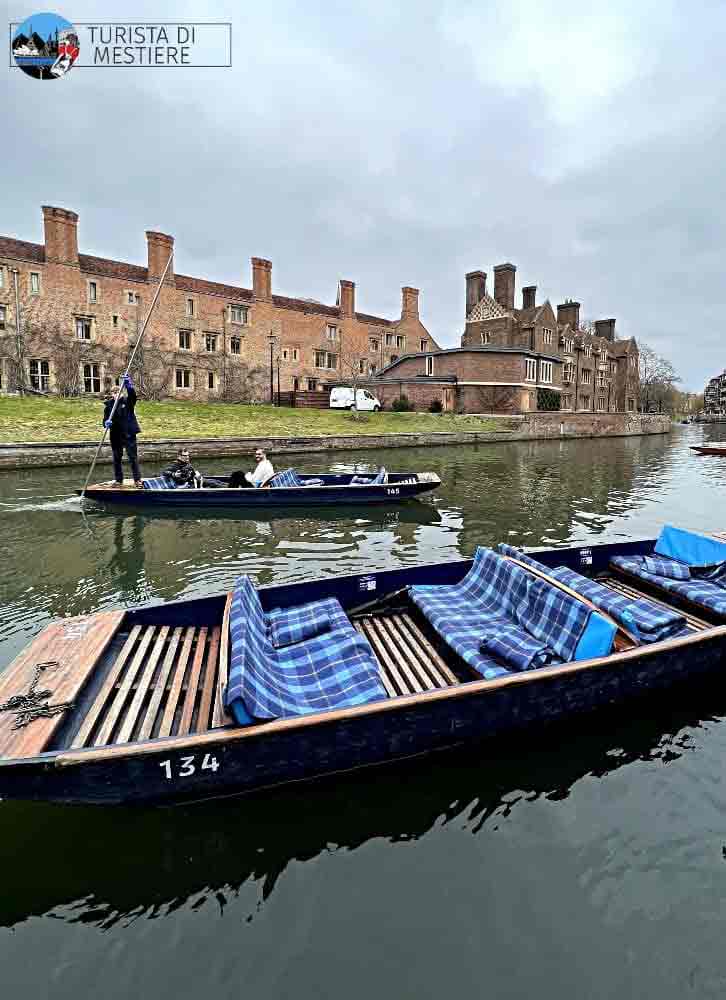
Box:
159, 753, 220, 780
386, 488, 400, 496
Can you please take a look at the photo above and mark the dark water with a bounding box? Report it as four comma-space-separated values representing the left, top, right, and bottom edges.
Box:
1, 425, 726, 998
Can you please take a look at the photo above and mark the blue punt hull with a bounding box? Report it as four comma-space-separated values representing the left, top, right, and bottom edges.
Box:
1, 536, 725, 806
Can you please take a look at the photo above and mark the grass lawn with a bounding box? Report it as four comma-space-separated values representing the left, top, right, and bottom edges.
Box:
0, 396, 507, 444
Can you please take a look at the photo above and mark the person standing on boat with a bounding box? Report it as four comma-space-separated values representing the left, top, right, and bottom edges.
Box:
228, 448, 274, 488
103, 374, 142, 487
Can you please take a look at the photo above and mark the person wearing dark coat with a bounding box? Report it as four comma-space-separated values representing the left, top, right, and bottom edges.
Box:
103, 374, 142, 486
163, 448, 200, 488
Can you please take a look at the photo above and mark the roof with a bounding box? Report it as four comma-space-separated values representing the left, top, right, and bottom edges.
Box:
466, 292, 509, 322
376, 344, 564, 377
609, 337, 637, 356
0, 234, 397, 326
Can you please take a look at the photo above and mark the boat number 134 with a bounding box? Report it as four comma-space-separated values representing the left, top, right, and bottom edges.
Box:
159, 753, 220, 780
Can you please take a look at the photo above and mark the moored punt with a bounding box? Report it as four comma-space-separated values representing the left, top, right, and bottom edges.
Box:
690, 442, 726, 456
1, 528, 726, 807
79, 468, 441, 508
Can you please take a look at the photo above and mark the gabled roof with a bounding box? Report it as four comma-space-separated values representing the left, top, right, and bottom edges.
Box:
466, 292, 509, 322
609, 337, 637, 356
0, 236, 44, 264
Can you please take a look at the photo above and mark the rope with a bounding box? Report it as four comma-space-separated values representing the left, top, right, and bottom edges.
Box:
0, 660, 74, 730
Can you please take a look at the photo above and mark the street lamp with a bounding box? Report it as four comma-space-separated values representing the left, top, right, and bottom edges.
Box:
267, 331, 276, 405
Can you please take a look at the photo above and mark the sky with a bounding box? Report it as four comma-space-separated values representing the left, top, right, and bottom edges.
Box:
2, 0, 724, 391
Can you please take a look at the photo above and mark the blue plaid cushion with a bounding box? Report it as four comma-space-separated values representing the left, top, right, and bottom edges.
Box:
480, 623, 555, 671
426, 615, 513, 680
267, 468, 302, 489
643, 556, 691, 580
612, 556, 726, 615
267, 597, 349, 648
142, 476, 175, 490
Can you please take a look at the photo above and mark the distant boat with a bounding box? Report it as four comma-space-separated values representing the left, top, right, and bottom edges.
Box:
691, 443, 726, 456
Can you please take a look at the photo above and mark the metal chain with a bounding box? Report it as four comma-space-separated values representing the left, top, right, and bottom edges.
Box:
0, 661, 74, 730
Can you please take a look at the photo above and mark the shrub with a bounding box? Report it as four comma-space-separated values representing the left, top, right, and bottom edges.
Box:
428, 398, 443, 413
392, 395, 413, 412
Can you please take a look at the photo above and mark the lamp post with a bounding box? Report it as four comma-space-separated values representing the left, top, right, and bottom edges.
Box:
267, 331, 276, 405
276, 356, 281, 406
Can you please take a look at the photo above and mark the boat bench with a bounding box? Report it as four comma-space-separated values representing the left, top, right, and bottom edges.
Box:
266, 469, 325, 488
610, 525, 726, 619
410, 548, 616, 680
224, 577, 386, 724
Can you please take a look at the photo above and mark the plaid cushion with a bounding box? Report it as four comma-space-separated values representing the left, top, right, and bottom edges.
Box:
372, 467, 387, 485
226, 576, 386, 720
643, 556, 691, 580
142, 476, 175, 490
480, 622, 555, 671
612, 556, 726, 615
267, 468, 302, 489
267, 597, 349, 648
426, 615, 513, 680
497, 544, 688, 643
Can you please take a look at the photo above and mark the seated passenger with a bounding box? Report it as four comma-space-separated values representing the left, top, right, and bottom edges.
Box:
229, 448, 274, 488
163, 448, 201, 487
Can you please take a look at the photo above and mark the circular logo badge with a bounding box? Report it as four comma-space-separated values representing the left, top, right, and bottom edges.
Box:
12, 12, 79, 80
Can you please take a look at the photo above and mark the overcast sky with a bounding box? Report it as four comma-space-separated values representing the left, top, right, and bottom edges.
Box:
3, 0, 724, 390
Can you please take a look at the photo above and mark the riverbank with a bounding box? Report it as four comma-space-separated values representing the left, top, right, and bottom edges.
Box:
0, 407, 671, 469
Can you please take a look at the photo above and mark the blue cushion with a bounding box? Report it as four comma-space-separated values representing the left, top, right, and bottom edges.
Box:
654, 525, 726, 567
267, 468, 302, 489
642, 556, 690, 580
612, 556, 726, 615
142, 476, 175, 490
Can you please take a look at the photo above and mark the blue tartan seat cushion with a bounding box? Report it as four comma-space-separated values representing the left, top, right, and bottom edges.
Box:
611, 556, 726, 615
425, 614, 513, 680
496, 544, 689, 643
480, 622, 555, 671
642, 556, 690, 580
267, 597, 350, 648
267, 468, 303, 489
225, 576, 386, 723
142, 476, 175, 490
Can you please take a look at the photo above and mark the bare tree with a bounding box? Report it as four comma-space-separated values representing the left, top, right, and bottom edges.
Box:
638, 342, 681, 412
221, 362, 266, 403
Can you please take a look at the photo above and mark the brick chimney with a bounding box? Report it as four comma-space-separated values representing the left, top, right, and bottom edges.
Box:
145, 231, 175, 285
252, 257, 272, 301
493, 263, 516, 311
339, 279, 355, 317
465, 271, 486, 315
42, 205, 79, 265
594, 318, 616, 342
557, 300, 580, 330
522, 285, 536, 310
401, 286, 419, 319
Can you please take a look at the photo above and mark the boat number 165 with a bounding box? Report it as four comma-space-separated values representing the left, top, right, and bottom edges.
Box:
159, 753, 220, 780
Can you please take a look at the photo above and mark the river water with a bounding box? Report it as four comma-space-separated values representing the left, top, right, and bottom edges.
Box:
1, 424, 726, 998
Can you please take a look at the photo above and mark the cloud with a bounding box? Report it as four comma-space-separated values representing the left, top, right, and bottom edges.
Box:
2, 0, 723, 387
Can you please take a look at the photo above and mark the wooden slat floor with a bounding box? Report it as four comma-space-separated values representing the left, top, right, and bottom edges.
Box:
71, 624, 222, 749
355, 612, 459, 696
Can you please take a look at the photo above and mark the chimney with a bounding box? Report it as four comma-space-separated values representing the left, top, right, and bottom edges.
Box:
145, 231, 175, 285
401, 286, 419, 319
557, 300, 580, 330
493, 263, 516, 311
522, 285, 537, 310
465, 271, 486, 315
42, 205, 79, 265
594, 318, 616, 342
252, 257, 272, 301
339, 279, 355, 317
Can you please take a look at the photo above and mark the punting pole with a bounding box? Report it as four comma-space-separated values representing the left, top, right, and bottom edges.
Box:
79, 247, 175, 501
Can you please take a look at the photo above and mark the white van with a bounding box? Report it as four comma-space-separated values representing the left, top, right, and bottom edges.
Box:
329, 387, 382, 412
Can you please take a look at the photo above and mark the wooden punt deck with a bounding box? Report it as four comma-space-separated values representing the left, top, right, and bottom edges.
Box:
64, 623, 223, 750
355, 612, 460, 696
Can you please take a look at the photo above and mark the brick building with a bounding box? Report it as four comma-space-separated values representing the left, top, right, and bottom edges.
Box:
704, 372, 726, 413
0, 206, 438, 400
369, 264, 639, 413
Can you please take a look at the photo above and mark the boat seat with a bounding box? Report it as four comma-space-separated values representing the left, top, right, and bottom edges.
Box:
225, 577, 386, 724
410, 548, 615, 678
496, 543, 689, 643
266, 469, 324, 489
267, 596, 352, 648
142, 476, 176, 490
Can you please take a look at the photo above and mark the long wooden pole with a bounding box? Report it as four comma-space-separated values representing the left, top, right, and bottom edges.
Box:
79, 248, 174, 501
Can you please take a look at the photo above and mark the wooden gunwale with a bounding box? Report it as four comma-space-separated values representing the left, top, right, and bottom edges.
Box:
53, 623, 726, 767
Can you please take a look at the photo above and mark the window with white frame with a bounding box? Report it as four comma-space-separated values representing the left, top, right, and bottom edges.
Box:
30, 272, 40, 294
0, 305, 6, 330
396, 335, 405, 349
598, 373, 607, 388
370, 337, 379, 352
597, 396, 606, 411
175, 368, 191, 389
208, 371, 216, 390
542, 327, 553, 344
481, 331, 491, 345
359, 359, 367, 374
315, 350, 338, 369
540, 360, 553, 383
581, 369, 591, 385
326, 324, 338, 341
584, 344, 592, 358
420, 339, 427, 352
563, 338, 573, 354
581, 394, 590, 409
627, 397, 635, 412
186, 298, 195, 317
76, 317, 92, 341
561, 394, 573, 409
88, 281, 97, 303
178, 329, 191, 350
230, 304, 248, 324
563, 363, 575, 382
230, 336, 241, 355
205, 333, 218, 353
0, 267, 4, 288
307, 378, 317, 390
29, 359, 50, 391
629, 355, 637, 370
128, 292, 135, 304
83, 363, 101, 393
525, 358, 537, 381
385, 333, 394, 347
426, 355, 434, 376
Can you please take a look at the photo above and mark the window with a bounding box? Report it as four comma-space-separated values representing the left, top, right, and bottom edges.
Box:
307, 378, 317, 390
83, 363, 101, 393
205, 334, 218, 353
112, 314, 118, 328
76, 317, 92, 341
420, 339, 427, 352
207, 371, 216, 390
370, 364, 377, 375
293, 377, 300, 390
230, 337, 241, 355
542, 327, 553, 344
128, 292, 135, 304
0, 305, 6, 330
581, 369, 591, 385
540, 360, 553, 384
29, 359, 50, 391
396, 335, 405, 349
597, 397, 606, 411
629, 355, 637, 370
359, 359, 367, 374
326, 324, 338, 341
610, 362, 617, 374
370, 338, 379, 352
178, 329, 191, 350
230, 304, 248, 325
186, 298, 195, 317
29, 272, 40, 294
175, 368, 191, 389
563, 363, 575, 382
426, 355, 434, 376
481, 331, 491, 345
581, 395, 590, 409
627, 397, 635, 412
598, 373, 607, 388
88, 281, 97, 303
315, 350, 338, 369
385, 333, 394, 347
0, 267, 4, 288
525, 358, 537, 381
292, 347, 299, 362
561, 394, 573, 409
584, 344, 592, 358
282, 348, 289, 361
563, 338, 573, 354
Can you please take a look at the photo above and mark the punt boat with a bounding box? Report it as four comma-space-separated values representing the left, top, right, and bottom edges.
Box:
80, 468, 441, 508
1, 526, 725, 807
690, 442, 726, 456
